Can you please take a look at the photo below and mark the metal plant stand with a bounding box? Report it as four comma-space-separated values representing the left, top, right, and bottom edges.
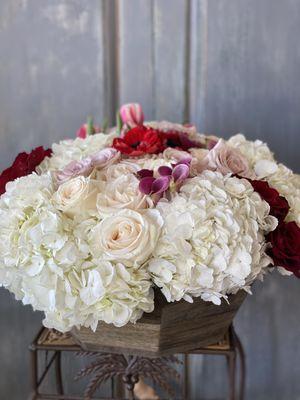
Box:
28, 325, 245, 400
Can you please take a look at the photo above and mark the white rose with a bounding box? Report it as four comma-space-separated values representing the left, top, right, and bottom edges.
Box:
52, 176, 98, 217
97, 174, 153, 216
96, 160, 140, 182
163, 148, 191, 163
91, 209, 163, 265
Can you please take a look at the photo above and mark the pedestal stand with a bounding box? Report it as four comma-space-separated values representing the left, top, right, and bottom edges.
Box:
28, 325, 245, 400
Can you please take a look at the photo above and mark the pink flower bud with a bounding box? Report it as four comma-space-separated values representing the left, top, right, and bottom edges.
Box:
76, 124, 101, 139
120, 103, 144, 128
76, 124, 88, 139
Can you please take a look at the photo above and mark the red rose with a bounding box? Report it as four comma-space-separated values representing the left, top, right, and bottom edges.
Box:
0, 146, 52, 195
163, 130, 202, 151
113, 126, 165, 156
267, 222, 300, 277
249, 179, 289, 222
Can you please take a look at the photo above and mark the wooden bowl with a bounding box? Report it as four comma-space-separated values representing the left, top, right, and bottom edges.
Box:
71, 290, 247, 356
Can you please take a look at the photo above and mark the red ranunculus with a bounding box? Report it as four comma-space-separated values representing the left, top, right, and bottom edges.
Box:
113, 126, 165, 156
0, 146, 52, 195
267, 221, 300, 277
249, 179, 289, 222
113, 125, 203, 156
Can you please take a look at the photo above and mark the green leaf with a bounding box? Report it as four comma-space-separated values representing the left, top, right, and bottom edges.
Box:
87, 116, 94, 136
116, 111, 123, 135
102, 117, 109, 134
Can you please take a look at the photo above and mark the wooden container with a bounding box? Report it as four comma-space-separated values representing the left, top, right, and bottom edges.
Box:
71, 290, 246, 356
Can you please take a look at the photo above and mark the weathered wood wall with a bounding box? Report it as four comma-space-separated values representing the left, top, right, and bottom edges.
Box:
0, 1, 300, 399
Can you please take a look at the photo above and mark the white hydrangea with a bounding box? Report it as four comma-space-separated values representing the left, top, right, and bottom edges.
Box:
227, 134, 275, 167
38, 132, 117, 173
0, 172, 154, 332
267, 164, 300, 225
0, 126, 298, 333
227, 134, 300, 225
148, 171, 277, 305
43, 261, 154, 332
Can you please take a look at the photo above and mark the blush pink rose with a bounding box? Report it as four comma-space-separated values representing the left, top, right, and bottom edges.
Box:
55, 148, 120, 185
55, 158, 93, 184
90, 148, 120, 168
204, 139, 252, 178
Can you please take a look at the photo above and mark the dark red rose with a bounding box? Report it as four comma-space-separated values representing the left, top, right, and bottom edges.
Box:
0, 146, 52, 195
113, 126, 165, 156
249, 179, 289, 222
267, 222, 300, 277
163, 130, 202, 151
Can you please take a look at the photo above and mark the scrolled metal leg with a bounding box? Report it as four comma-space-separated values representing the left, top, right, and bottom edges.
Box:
29, 344, 38, 400
54, 351, 64, 395
227, 351, 237, 400
233, 330, 246, 400
183, 354, 190, 400
114, 375, 126, 398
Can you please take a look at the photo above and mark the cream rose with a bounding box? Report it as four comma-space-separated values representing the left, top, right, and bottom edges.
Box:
52, 176, 98, 217
162, 148, 191, 163
91, 209, 163, 265
96, 160, 140, 183
97, 174, 153, 216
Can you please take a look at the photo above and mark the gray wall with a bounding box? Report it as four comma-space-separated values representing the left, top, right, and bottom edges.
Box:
0, 1, 300, 399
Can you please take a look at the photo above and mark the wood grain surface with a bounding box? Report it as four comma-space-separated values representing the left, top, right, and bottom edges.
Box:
72, 291, 246, 356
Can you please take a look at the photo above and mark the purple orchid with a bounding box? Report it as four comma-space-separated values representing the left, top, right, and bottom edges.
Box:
138, 161, 191, 201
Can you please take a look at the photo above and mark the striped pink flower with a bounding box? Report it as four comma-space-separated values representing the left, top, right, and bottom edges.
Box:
120, 103, 144, 128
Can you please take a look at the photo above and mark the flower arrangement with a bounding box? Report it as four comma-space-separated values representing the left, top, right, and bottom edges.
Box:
0, 103, 299, 333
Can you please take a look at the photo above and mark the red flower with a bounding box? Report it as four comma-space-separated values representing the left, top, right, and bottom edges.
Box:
0, 146, 52, 195
267, 222, 300, 278
249, 179, 289, 222
113, 126, 165, 156
113, 125, 203, 156
163, 130, 202, 151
